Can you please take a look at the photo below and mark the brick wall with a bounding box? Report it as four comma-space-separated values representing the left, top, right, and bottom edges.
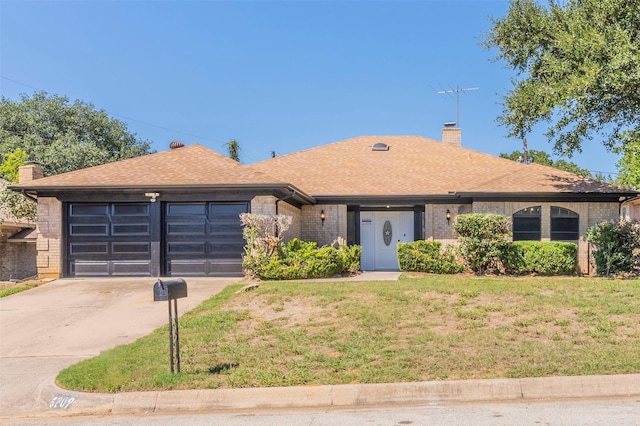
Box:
35, 197, 63, 278
469, 201, 620, 275
277, 201, 301, 242
425, 204, 471, 240
250, 196, 302, 242
0, 241, 36, 281
250, 195, 277, 216
301, 204, 347, 246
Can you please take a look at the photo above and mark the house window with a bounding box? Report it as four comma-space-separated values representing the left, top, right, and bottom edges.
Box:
512, 206, 541, 241
551, 207, 579, 241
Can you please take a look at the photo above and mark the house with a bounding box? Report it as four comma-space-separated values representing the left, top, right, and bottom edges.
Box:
11, 127, 636, 278
0, 179, 37, 281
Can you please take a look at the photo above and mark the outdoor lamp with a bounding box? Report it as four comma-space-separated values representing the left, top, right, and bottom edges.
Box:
446, 209, 451, 225
320, 210, 326, 225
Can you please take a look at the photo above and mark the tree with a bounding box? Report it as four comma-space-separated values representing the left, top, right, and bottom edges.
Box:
224, 139, 240, 162
0, 91, 152, 219
499, 149, 592, 177
485, 0, 640, 156
0, 91, 151, 176
614, 137, 640, 189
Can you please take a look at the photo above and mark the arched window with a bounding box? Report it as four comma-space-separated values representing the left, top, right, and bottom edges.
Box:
512, 206, 541, 241
551, 207, 579, 241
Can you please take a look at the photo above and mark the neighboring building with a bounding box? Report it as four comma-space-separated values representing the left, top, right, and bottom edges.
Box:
621, 196, 640, 221
11, 128, 636, 278
0, 179, 37, 281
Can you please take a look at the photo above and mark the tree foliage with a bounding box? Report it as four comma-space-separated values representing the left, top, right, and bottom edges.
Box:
0, 91, 151, 177
225, 139, 240, 162
614, 137, 640, 189
485, 0, 640, 156
499, 149, 592, 177
0, 91, 152, 220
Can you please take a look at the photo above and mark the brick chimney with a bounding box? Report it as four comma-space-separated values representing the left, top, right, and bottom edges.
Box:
18, 164, 44, 183
442, 122, 462, 146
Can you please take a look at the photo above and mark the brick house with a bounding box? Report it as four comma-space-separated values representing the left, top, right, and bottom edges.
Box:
0, 179, 37, 281
11, 128, 636, 278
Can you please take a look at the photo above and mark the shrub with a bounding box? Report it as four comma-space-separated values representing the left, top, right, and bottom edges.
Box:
505, 241, 577, 275
336, 243, 362, 274
397, 240, 464, 274
454, 213, 511, 274
242, 226, 362, 280
306, 247, 344, 278
587, 220, 640, 276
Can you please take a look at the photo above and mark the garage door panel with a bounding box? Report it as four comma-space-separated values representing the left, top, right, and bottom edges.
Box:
67, 202, 152, 277
164, 202, 247, 276
69, 204, 110, 216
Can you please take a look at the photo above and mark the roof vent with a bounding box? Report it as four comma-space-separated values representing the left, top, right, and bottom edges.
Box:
371, 142, 389, 151
169, 141, 185, 150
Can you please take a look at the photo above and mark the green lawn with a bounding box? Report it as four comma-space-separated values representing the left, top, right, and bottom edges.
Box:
0, 280, 42, 298
57, 274, 640, 392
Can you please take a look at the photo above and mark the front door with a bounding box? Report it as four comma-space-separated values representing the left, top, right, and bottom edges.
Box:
360, 211, 414, 270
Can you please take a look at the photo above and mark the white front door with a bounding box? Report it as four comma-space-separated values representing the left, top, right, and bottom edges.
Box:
360, 211, 414, 271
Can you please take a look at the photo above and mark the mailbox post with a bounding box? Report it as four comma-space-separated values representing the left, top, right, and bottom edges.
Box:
153, 278, 187, 373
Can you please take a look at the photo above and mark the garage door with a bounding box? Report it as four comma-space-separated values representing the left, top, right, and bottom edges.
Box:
164, 202, 248, 276
67, 203, 152, 276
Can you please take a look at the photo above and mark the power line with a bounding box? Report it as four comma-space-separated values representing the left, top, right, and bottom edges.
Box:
0, 76, 226, 145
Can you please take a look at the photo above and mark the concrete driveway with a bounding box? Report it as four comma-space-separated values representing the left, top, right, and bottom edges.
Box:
0, 277, 236, 417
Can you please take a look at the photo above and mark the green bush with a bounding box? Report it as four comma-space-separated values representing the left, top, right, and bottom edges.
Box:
454, 213, 511, 274
337, 243, 362, 274
306, 247, 343, 278
398, 240, 464, 274
587, 220, 640, 276
245, 237, 361, 280
505, 241, 577, 275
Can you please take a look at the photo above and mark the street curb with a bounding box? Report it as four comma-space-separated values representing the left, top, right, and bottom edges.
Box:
34, 374, 640, 417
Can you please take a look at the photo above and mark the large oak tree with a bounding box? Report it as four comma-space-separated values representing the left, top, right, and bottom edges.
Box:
0, 91, 152, 219
485, 0, 640, 159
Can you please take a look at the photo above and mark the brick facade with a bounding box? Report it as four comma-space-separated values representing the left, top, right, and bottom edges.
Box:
467, 201, 619, 275
250, 195, 302, 242
35, 197, 63, 278
0, 238, 36, 281
295, 201, 618, 275
300, 204, 347, 247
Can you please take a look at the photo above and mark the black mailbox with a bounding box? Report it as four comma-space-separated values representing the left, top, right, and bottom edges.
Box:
153, 278, 188, 301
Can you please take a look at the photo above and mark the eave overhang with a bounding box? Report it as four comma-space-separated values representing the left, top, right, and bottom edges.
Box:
10, 183, 317, 207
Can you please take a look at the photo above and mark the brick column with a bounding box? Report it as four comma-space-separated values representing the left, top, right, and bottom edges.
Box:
35, 197, 63, 278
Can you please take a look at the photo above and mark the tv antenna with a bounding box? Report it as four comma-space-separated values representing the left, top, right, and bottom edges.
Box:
436, 86, 479, 127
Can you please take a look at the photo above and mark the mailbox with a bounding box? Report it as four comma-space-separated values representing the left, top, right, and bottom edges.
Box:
153, 278, 188, 301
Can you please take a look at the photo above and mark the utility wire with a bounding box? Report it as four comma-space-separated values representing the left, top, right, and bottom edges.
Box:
1, 76, 226, 145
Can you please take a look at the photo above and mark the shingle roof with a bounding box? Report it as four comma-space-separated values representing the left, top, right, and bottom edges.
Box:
12, 144, 279, 189
11, 137, 632, 199
249, 135, 627, 196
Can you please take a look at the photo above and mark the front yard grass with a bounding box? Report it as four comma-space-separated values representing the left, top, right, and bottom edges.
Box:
57, 274, 640, 392
0, 280, 44, 298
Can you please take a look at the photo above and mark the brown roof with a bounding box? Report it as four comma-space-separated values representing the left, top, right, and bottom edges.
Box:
11, 137, 632, 199
249, 135, 628, 196
12, 144, 279, 189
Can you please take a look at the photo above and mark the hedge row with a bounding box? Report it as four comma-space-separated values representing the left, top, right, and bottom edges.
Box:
397, 240, 577, 276
397, 241, 464, 274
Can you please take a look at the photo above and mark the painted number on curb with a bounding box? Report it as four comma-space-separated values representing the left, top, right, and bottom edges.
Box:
49, 394, 77, 410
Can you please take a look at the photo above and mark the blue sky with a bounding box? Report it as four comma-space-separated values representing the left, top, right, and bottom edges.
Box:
0, 0, 620, 176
